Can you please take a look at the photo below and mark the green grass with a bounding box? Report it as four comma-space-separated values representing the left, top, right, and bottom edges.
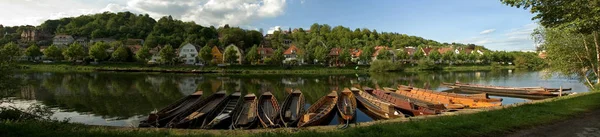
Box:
2, 91, 599, 137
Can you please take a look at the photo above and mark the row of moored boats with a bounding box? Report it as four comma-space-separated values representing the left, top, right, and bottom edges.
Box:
139, 85, 505, 129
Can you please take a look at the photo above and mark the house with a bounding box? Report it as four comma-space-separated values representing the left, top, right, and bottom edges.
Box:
127, 45, 142, 54
178, 43, 200, 65
211, 46, 224, 64
52, 34, 74, 47
283, 44, 303, 64
75, 37, 88, 47
350, 48, 363, 64
437, 47, 454, 54
21, 29, 50, 42
328, 48, 342, 66
421, 47, 433, 56
223, 44, 243, 64
257, 46, 274, 64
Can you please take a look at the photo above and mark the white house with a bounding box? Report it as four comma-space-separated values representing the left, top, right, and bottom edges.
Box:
283, 44, 304, 64
178, 43, 200, 65
52, 35, 74, 47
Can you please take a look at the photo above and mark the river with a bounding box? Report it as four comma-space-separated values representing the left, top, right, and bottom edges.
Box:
5, 70, 589, 127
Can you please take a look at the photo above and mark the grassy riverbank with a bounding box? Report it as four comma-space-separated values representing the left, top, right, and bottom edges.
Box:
18, 62, 515, 74
1, 91, 598, 137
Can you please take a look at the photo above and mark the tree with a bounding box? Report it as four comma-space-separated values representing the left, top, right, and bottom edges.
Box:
360, 46, 374, 64
441, 51, 455, 64
245, 45, 259, 64
111, 46, 130, 62
428, 50, 442, 62
339, 48, 351, 65
313, 46, 328, 64
198, 45, 212, 64
376, 50, 392, 60
395, 50, 409, 62
159, 44, 176, 65
88, 42, 109, 62
270, 48, 285, 65
136, 46, 151, 62
224, 46, 239, 64
502, 0, 600, 86
1, 42, 21, 61
24, 45, 42, 61
43, 45, 63, 61
63, 43, 86, 61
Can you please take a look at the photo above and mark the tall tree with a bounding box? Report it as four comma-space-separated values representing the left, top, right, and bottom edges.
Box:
224, 46, 239, 64
360, 46, 374, 64
89, 42, 110, 62
245, 45, 259, 64
43, 45, 64, 61
136, 46, 151, 62
159, 44, 176, 65
198, 45, 212, 65
339, 48, 351, 65
270, 48, 285, 65
1, 42, 21, 61
111, 46, 130, 62
502, 0, 600, 86
63, 43, 86, 62
314, 46, 328, 64
24, 45, 42, 61
428, 50, 442, 62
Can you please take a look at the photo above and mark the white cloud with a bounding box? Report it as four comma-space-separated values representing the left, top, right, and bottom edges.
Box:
267, 26, 281, 34
0, 0, 288, 28
455, 23, 538, 51
479, 29, 496, 35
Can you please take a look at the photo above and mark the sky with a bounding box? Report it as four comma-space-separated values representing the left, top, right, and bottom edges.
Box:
0, 0, 538, 51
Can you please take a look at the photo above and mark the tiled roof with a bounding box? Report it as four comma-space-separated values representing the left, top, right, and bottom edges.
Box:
438, 47, 454, 54
329, 48, 342, 56
283, 44, 301, 55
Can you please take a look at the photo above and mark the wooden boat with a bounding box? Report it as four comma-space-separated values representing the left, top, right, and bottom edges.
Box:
232, 93, 258, 129
169, 91, 228, 128
351, 88, 404, 120
395, 86, 502, 108
278, 89, 306, 127
298, 91, 338, 127
397, 85, 502, 102
336, 88, 357, 122
256, 92, 280, 128
363, 87, 439, 116
201, 92, 243, 129
139, 91, 203, 128
442, 82, 573, 97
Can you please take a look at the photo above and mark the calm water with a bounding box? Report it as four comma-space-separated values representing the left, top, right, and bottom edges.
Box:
6, 70, 589, 127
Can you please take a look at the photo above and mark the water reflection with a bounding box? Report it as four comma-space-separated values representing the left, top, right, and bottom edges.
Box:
10, 70, 589, 127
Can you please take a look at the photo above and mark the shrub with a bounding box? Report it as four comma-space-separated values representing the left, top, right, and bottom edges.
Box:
416, 58, 442, 70
369, 60, 403, 72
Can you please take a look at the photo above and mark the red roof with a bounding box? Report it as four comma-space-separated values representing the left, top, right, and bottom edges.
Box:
329, 48, 342, 56
283, 45, 301, 55
463, 48, 474, 54
438, 47, 454, 54
422, 47, 433, 56
128, 45, 142, 53
404, 47, 416, 55
372, 46, 390, 57
258, 47, 274, 56
351, 48, 362, 57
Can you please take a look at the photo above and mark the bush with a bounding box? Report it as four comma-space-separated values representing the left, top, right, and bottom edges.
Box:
369, 60, 403, 72
416, 58, 441, 70
514, 53, 546, 69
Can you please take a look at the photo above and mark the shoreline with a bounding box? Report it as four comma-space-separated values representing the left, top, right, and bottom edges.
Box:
18, 63, 517, 74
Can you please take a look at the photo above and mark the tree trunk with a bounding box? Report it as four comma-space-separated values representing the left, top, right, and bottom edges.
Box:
582, 34, 598, 77
594, 31, 600, 85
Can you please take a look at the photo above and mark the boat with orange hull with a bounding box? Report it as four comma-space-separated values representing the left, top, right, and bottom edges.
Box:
279, 89, 306, 127
298, 91, 338, 127
351, 87, 404, 119
442, 82, 573, 98
395, 85, 502, 109
337, 88, 357, 123
363, 87, 440, 116
257, 92, 280, 128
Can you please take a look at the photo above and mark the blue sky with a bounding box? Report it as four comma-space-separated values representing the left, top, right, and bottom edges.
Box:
0, 0, 537, 51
